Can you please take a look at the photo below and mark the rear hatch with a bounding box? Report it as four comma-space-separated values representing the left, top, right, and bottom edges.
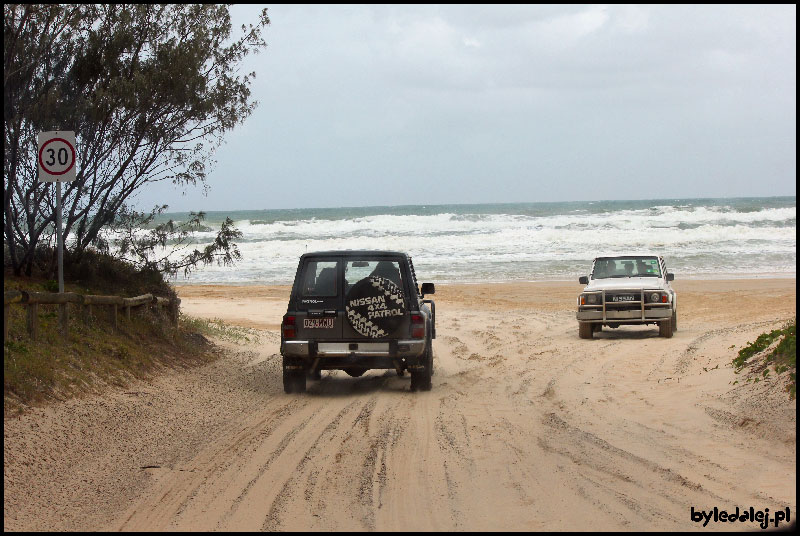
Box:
291, 256, 415, 342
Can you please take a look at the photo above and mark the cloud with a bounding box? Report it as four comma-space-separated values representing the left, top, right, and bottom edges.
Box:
529, 4, 610, 46
134, 4, 796, 211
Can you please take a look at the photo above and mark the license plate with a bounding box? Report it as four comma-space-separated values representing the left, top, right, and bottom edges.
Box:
303, 318, 334, 329
611, 295, 636, 302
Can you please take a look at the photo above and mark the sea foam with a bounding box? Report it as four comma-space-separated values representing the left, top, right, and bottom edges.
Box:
142, 198, 796, 284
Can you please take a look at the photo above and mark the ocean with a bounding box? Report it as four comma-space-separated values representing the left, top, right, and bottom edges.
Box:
155, 197, 796, 285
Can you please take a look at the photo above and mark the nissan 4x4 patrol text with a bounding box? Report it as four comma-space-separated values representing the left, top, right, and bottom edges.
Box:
576, 254, 677, 339
280, 250, 436, 393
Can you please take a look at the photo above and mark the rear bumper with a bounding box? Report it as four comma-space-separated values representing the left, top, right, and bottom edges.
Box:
282, 339, 426, 359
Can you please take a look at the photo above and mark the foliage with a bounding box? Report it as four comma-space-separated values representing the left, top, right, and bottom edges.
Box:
733, 320, 796, 399
42, 279, 59, 292
733, 321, 795, 368
5, 249, 176, 298
105, 205, 242, 277
64, 248, 176, 298
4, 4, 269, 276
3, 273, 216, 416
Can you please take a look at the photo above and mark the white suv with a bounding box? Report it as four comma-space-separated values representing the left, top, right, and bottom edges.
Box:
576, 255, 677, 339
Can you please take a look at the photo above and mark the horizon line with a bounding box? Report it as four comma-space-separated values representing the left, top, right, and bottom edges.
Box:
153, 194, 797, 214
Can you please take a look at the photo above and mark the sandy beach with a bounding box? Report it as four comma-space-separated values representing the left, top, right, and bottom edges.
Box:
4, 278, 796, 531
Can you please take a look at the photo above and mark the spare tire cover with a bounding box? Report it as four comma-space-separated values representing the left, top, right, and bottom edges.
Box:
345, 276, 406, 338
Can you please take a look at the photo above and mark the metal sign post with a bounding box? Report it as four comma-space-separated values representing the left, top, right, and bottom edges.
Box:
37, 131, 77, 296
56, 181, 63, 292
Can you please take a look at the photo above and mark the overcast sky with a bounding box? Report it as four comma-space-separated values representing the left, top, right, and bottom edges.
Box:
134, 4, 796, 212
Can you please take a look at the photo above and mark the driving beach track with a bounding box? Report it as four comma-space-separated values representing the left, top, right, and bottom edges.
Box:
3, 281, 795, 531
109, 286, 795, 532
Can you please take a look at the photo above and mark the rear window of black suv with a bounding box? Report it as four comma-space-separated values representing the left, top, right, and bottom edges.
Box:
302, 260, 338, 297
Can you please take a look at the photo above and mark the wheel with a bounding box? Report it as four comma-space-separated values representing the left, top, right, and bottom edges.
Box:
294, 372, 306, 392
659, 317, 673, 338
345, 368, 367, 377
427, 337, 435, 376
578, 322, 594, 339
345, 276, 406, 338
671, 310, 677, 332
283, 368, 294, 394
410, 369, 431, 391
410, 346, 433, 392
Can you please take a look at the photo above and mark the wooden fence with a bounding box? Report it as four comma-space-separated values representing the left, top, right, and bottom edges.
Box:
4, 290, 180, 342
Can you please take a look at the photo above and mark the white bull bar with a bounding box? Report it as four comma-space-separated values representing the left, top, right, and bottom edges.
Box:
577, 288, 671, 323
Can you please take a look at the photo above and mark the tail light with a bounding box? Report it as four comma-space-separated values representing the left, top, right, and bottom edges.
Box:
411, 314, 425, 339
282, 315, 296, 339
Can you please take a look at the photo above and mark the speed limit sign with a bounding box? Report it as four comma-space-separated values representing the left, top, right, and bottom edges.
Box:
38, 131, 77, 182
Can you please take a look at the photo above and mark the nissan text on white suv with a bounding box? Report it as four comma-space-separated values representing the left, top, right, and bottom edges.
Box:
576, 254, 677, 339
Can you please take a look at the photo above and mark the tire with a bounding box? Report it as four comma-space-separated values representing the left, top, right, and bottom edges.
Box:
578, 322, 594, 339
345, 368, 367, 378
410, 346, 433, 392
294, 372, 306, 392
283, 368, 294, 394
659, 317, 673, 338
672, 310, 677, 332
345, 276, 406, 338
428, 336, 435, 376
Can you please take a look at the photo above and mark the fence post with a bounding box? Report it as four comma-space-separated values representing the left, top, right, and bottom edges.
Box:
26, 303, 38, 341
59, 303, 69, 339
171, 298, 181, 327
7, 292, 158, 340
4, 291, 23, 343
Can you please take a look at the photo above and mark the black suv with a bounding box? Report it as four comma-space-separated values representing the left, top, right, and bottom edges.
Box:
280, 251, 436, 393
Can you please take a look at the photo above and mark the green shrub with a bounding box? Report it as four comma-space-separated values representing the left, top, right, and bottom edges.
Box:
733, 320, 796, 399
42, 280, 59, 292
63, 249, 175, 299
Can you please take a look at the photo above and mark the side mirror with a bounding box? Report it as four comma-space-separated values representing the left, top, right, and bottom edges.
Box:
666, 273, 674, 282
578, 276, 589, 285
421, 282, 435, 296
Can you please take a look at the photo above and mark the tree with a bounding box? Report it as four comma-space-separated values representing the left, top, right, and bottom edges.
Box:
4, 4, 269, 276
107, 205, 243, 278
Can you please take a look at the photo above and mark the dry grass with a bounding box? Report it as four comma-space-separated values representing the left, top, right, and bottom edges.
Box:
4, 274, 218, 417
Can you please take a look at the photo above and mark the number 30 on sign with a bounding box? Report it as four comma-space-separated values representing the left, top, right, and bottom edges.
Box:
38, 131, 77, 182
